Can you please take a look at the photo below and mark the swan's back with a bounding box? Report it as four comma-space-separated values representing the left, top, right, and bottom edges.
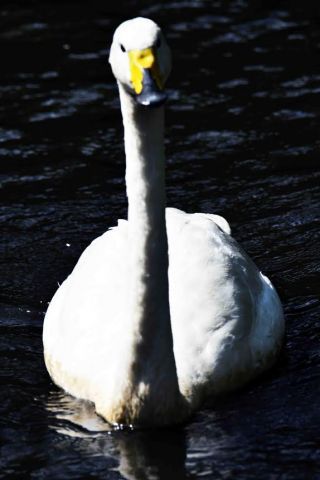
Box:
166, 208, 283, 402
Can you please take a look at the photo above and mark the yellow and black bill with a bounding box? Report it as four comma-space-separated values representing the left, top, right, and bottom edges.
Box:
128, 48, 167, 107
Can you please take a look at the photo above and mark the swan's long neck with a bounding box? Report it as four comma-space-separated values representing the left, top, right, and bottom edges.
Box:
117, 85, 182, 424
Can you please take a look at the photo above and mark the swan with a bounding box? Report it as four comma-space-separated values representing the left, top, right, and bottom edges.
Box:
43, 17, 285, 427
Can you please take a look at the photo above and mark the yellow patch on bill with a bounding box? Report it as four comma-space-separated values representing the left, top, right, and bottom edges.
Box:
129, 48, 163, 94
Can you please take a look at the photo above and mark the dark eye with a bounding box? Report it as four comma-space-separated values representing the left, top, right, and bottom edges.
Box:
120, 44, 126, 52
155, 37, 161, 49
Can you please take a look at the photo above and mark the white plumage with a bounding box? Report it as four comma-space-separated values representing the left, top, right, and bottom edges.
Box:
43, 17, 284, 426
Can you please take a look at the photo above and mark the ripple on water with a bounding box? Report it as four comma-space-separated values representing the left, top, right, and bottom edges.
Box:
188, 129, 257, 151
217, 78, 249, 89
29, 87, 105, 122
0, 128, 23, 143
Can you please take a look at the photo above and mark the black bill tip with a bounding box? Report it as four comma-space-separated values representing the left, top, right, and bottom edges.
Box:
136, 69, 167, 108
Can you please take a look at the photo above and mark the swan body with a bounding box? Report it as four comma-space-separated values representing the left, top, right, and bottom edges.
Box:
43, 18, 284, 426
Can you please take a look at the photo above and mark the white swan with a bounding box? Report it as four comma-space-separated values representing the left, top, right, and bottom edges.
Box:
43, 17, 285, 427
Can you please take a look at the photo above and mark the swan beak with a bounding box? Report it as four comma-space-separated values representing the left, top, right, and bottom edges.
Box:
129, 48, 167, 107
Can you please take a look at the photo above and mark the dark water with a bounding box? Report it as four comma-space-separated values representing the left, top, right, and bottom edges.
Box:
1, 0, 320, 478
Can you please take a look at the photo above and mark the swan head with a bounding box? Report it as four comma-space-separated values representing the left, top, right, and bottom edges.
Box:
109, 17, 171, 107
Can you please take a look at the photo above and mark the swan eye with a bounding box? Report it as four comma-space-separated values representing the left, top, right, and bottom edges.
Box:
120, 44, 126, 52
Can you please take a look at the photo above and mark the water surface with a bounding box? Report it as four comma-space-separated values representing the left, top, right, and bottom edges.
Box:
1, 1, 319, 478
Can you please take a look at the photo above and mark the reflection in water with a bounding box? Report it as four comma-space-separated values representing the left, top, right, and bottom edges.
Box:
46, 391, 188, 480
46, 391, 112, 434
117, 430, 187, 480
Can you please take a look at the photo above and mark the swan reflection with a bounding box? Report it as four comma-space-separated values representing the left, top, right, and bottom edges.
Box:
46, 391, 188, 480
